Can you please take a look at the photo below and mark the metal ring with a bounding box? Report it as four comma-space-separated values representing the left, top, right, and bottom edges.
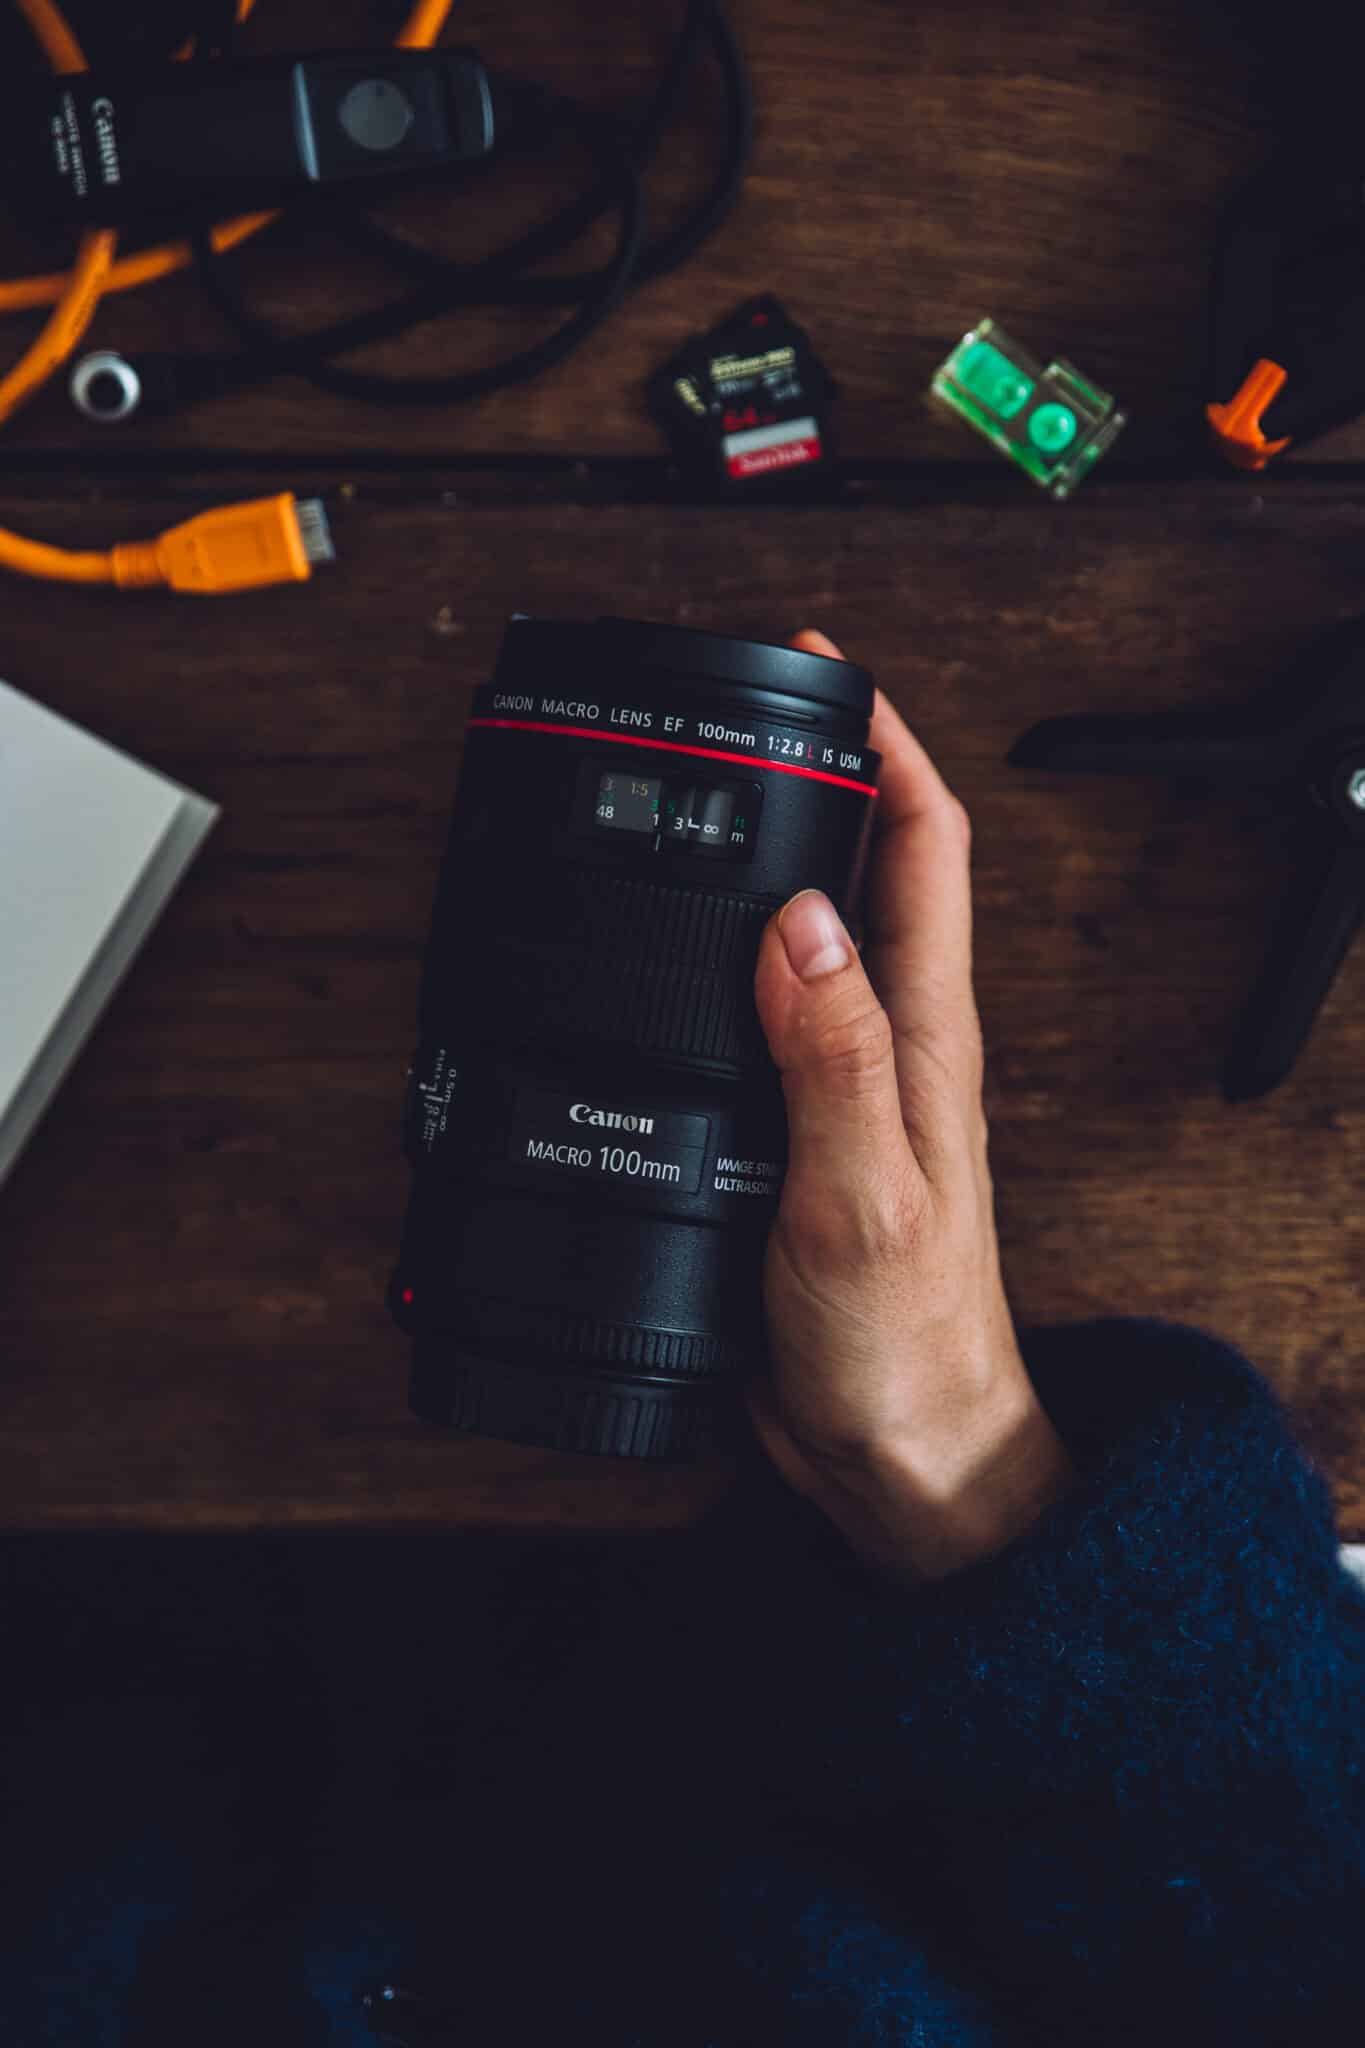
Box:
69, 351, 143, 424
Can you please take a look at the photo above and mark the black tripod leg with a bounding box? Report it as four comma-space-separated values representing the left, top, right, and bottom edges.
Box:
1009, 709, 1281, 781
1223, 840, 1365, 1101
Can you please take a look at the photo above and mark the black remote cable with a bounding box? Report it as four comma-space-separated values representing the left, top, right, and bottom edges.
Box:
182, 80, 648, 409
82, 1, 752, 418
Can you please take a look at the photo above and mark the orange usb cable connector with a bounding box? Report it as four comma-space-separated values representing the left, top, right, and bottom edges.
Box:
4, 493, 334, 593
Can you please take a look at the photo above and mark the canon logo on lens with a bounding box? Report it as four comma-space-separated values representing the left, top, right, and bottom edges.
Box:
570, 1102, 655, 1134
390, 617, 881, 1462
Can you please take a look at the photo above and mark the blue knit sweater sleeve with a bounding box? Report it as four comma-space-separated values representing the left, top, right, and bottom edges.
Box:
697, 1318, 1365, 2045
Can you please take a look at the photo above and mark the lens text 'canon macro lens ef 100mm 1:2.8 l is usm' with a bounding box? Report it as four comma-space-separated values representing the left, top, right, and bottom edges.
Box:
389, 617, 881, 1459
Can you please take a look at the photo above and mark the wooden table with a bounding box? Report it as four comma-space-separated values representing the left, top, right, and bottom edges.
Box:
2, 0, 1361, 1534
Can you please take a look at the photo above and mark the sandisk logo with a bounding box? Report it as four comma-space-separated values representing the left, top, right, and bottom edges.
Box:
570, 1101, 656, 1135
91, 97, 121, 185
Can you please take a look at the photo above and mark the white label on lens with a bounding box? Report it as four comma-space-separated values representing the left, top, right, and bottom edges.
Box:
539, 698, 599, 721
413, 1047, 457, 1153
570, 1101, 655, 1134
525, 1139, 593, 1168
713, 1155, 783, 1197
524, 1138, 685, 1185
509, 1089, 708, 1194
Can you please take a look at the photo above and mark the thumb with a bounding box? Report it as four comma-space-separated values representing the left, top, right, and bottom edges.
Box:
754, 889, 912, 1199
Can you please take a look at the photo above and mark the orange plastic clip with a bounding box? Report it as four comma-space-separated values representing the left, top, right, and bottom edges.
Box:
1206, 358, 1292, 471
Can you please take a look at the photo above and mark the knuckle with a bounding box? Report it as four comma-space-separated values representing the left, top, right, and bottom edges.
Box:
808, 994, 894, 1092
919, 994, 986, 1101
773, 1198, 846, 1280
947, 795, 973, 854
783, 1162, 927, 1273
864, 1170, 930, 1259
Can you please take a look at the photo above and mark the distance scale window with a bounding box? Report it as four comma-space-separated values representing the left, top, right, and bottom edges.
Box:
577, 761, 760, 858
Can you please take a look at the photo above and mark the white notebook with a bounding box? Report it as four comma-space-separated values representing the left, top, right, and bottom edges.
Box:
0, 678, 219, 1187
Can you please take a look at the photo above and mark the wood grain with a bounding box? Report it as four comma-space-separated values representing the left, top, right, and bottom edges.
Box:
0, 480, 1362, 1531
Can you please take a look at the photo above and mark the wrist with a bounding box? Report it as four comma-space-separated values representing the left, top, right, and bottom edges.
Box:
807, 1370, 1075, 1583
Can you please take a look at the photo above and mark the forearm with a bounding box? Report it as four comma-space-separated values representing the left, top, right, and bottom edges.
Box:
707, 1320, 1365, 2039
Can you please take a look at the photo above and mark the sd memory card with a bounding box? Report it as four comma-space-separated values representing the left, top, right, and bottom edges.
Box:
649, 295, 837, 490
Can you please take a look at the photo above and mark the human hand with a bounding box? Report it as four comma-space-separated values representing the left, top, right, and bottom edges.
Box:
745, 630, 1072, 1582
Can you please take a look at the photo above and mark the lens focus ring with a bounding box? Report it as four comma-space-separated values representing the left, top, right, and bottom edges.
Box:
457, 875, 773, 1071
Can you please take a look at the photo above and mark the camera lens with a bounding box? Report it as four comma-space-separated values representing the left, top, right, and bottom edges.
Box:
390, 617, 881, 1459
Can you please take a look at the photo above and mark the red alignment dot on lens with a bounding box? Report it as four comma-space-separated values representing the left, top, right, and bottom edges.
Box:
400, 1287, 414, 1306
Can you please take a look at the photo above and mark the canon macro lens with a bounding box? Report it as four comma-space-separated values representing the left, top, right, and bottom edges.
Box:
389, 617, 881, 1459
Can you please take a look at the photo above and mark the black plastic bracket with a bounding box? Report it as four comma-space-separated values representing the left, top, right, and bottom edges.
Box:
1009, 617, 1365, 1100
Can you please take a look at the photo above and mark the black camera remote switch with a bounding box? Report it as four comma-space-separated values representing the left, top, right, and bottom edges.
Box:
16, 48, 494, 226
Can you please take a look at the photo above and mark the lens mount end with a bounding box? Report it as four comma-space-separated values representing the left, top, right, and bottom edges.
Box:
410, 1341, 737, 1462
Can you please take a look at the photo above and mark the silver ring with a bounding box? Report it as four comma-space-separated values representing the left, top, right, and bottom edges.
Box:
70, 352, 143, 424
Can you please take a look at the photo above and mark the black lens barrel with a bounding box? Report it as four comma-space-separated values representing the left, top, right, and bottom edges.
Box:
392, 617, 880, 1459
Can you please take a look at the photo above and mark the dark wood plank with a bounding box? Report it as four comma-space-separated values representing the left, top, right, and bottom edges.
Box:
2, 0, 1337, 465
1, 479, 1362, 1531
